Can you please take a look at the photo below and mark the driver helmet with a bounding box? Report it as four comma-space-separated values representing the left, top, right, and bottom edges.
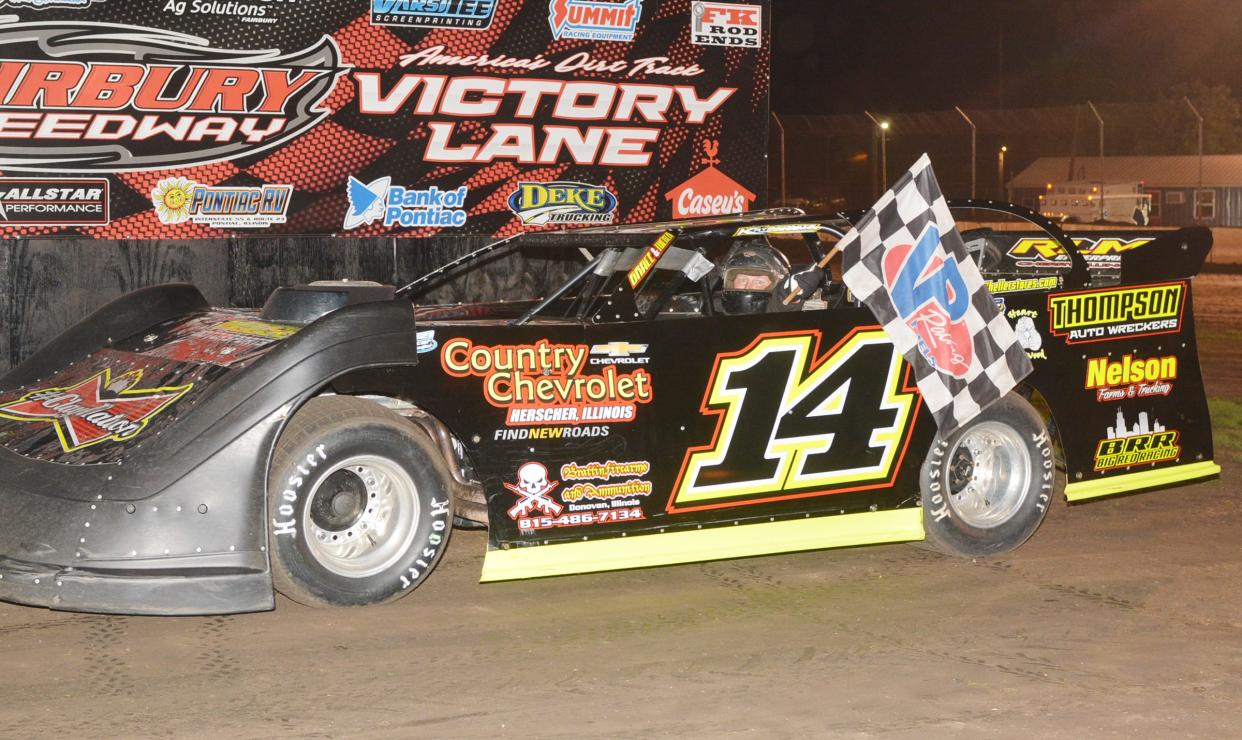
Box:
719, 237, 791, 314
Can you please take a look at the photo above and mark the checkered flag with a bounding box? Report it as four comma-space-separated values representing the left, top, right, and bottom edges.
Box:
838, 154, 1033, 435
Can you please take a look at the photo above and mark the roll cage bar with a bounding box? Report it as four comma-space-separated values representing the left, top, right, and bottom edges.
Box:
395, 200, 1093, 325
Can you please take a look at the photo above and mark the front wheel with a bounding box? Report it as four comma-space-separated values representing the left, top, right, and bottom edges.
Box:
919, 394, 1055, 557
267, 396, 454, 607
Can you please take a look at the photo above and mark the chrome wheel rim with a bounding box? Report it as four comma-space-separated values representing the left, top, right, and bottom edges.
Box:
946, 422, 1031, 529
303, 455, 419, 578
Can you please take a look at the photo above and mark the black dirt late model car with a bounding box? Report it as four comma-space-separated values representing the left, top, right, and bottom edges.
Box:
0, 202, 1218, 615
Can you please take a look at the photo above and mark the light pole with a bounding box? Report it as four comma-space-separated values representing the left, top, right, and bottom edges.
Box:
956, 106, 977, 198
864, 111, 890, 193
997, 145, 1007, 199
1087, 100, 1105, 222
1183, 96, 1203, 223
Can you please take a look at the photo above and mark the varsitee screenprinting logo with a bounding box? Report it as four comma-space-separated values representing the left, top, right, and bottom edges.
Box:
371, 0, 497, 29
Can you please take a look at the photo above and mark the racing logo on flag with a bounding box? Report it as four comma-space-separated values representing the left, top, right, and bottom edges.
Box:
838, 154, 1033, 434
882, 224, 973, 378
504, 462, 563, 520
0, 368, 192, 452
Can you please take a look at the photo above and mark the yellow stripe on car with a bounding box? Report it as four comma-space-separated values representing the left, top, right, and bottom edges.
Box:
1064, 461, 1221, 502
480, 507, 924, 582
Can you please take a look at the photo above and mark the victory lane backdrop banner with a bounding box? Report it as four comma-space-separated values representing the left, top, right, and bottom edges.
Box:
0, 0, 770, 239
839, 154, 1034, 434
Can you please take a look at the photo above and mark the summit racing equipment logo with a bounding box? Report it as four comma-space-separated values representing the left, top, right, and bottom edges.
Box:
666, 141, 756, 218
372, 0, 497, 29
344, 176, 468, 230
508, 182, 617, 226
549, 0, 642, 42
883, 224, 973, 378
0, 22, 344, 172
691, 2, 762, 48
152, 178, 292, 228
0, 368, 192, 452
441, 337, 652, 426
1095, 409, 1180, 471
0, 178, 108, 226
1049, 282, 1184, 344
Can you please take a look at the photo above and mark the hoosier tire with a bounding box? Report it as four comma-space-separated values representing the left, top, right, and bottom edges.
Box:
267, 396, 454, 607
918, 393, 1055, 557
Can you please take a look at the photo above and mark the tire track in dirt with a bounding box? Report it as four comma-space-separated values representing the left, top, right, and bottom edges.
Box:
81, 617, 136, 698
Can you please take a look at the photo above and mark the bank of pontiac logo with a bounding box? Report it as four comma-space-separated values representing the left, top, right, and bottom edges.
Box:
0, 369, 192, 452
507, 181, 618, 226
344, 176, 393, 230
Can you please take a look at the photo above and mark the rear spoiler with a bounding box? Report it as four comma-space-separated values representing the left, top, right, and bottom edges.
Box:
1119, 226, 1212, 283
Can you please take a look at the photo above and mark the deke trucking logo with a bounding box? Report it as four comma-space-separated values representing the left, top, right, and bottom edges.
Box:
691, 2, 762, 48
371, 0, 497, 29
549, 0, 641, 42
1094, 409, 1180, 471
0, 22, 343, 172
344, 176, 468, 230
508, 182, 617, 226
441, 338, 652, 426
883, 223, 973, 378
1049, 282, 1184, 344
0, 178, 108, 225
152, 178, 292, 228
1085, 353, 1177, 403
0, 368, 192, 452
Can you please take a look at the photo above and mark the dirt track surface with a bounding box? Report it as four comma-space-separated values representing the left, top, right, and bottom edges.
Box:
4, 279, 1242, 739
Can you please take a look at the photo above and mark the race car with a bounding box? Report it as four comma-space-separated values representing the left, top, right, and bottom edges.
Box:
0, 202, 1218, 614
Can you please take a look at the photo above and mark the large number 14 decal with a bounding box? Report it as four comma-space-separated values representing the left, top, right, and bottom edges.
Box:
669, 329, 918, 512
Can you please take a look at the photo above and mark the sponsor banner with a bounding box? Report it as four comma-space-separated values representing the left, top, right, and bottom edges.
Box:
0, 0, 769, 238
504, 460, 648, 532
1006, 236, 1156, 269
1048, 282, 1185, 344
1094, 409, 1180, 471
627, 231, 675, 288
986, 276, 1060, 295
1007, 308, 1046, 360
441, 337, 653, 427
0, 178, 108, 226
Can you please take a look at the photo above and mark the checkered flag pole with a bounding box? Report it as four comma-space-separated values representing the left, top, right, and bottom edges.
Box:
838, 154, 1034, 435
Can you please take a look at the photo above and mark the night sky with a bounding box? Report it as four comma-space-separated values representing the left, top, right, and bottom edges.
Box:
771, 0, 1242, 114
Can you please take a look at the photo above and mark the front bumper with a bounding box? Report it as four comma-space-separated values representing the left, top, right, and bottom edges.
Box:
0, 555, 272, 615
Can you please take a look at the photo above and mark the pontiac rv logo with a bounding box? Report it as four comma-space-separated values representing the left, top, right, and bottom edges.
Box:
0, 368, 192, 452
0, 22, 344, 172
549, 0, 642, 42
0, 178, 108, 226
371, 0, 498, 29
152, 178, 292, 229
508, 182, 618, 226
1049, 282, 1184, 344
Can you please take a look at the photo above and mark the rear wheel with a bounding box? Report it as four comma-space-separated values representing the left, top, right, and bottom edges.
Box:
919, 394, 1054, 557
267, 396, 454, 607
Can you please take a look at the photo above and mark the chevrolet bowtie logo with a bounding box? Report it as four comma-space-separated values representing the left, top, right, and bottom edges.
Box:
590, 342, 649, 357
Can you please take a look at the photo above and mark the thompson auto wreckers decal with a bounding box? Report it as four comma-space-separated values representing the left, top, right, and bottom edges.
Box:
0, 0, 770, 238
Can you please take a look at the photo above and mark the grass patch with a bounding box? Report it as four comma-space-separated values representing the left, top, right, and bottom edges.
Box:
1209, 397, 1242, 462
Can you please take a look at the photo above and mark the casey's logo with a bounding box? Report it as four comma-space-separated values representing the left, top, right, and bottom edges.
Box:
0, 368, 192, 452
0, 22, 344, 172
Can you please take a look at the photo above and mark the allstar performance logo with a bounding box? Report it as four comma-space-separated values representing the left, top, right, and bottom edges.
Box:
0, 369, 192, 452
0, 178, 108, 226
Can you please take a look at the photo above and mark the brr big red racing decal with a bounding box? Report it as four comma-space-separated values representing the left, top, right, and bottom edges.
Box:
0, 1, 771, 238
